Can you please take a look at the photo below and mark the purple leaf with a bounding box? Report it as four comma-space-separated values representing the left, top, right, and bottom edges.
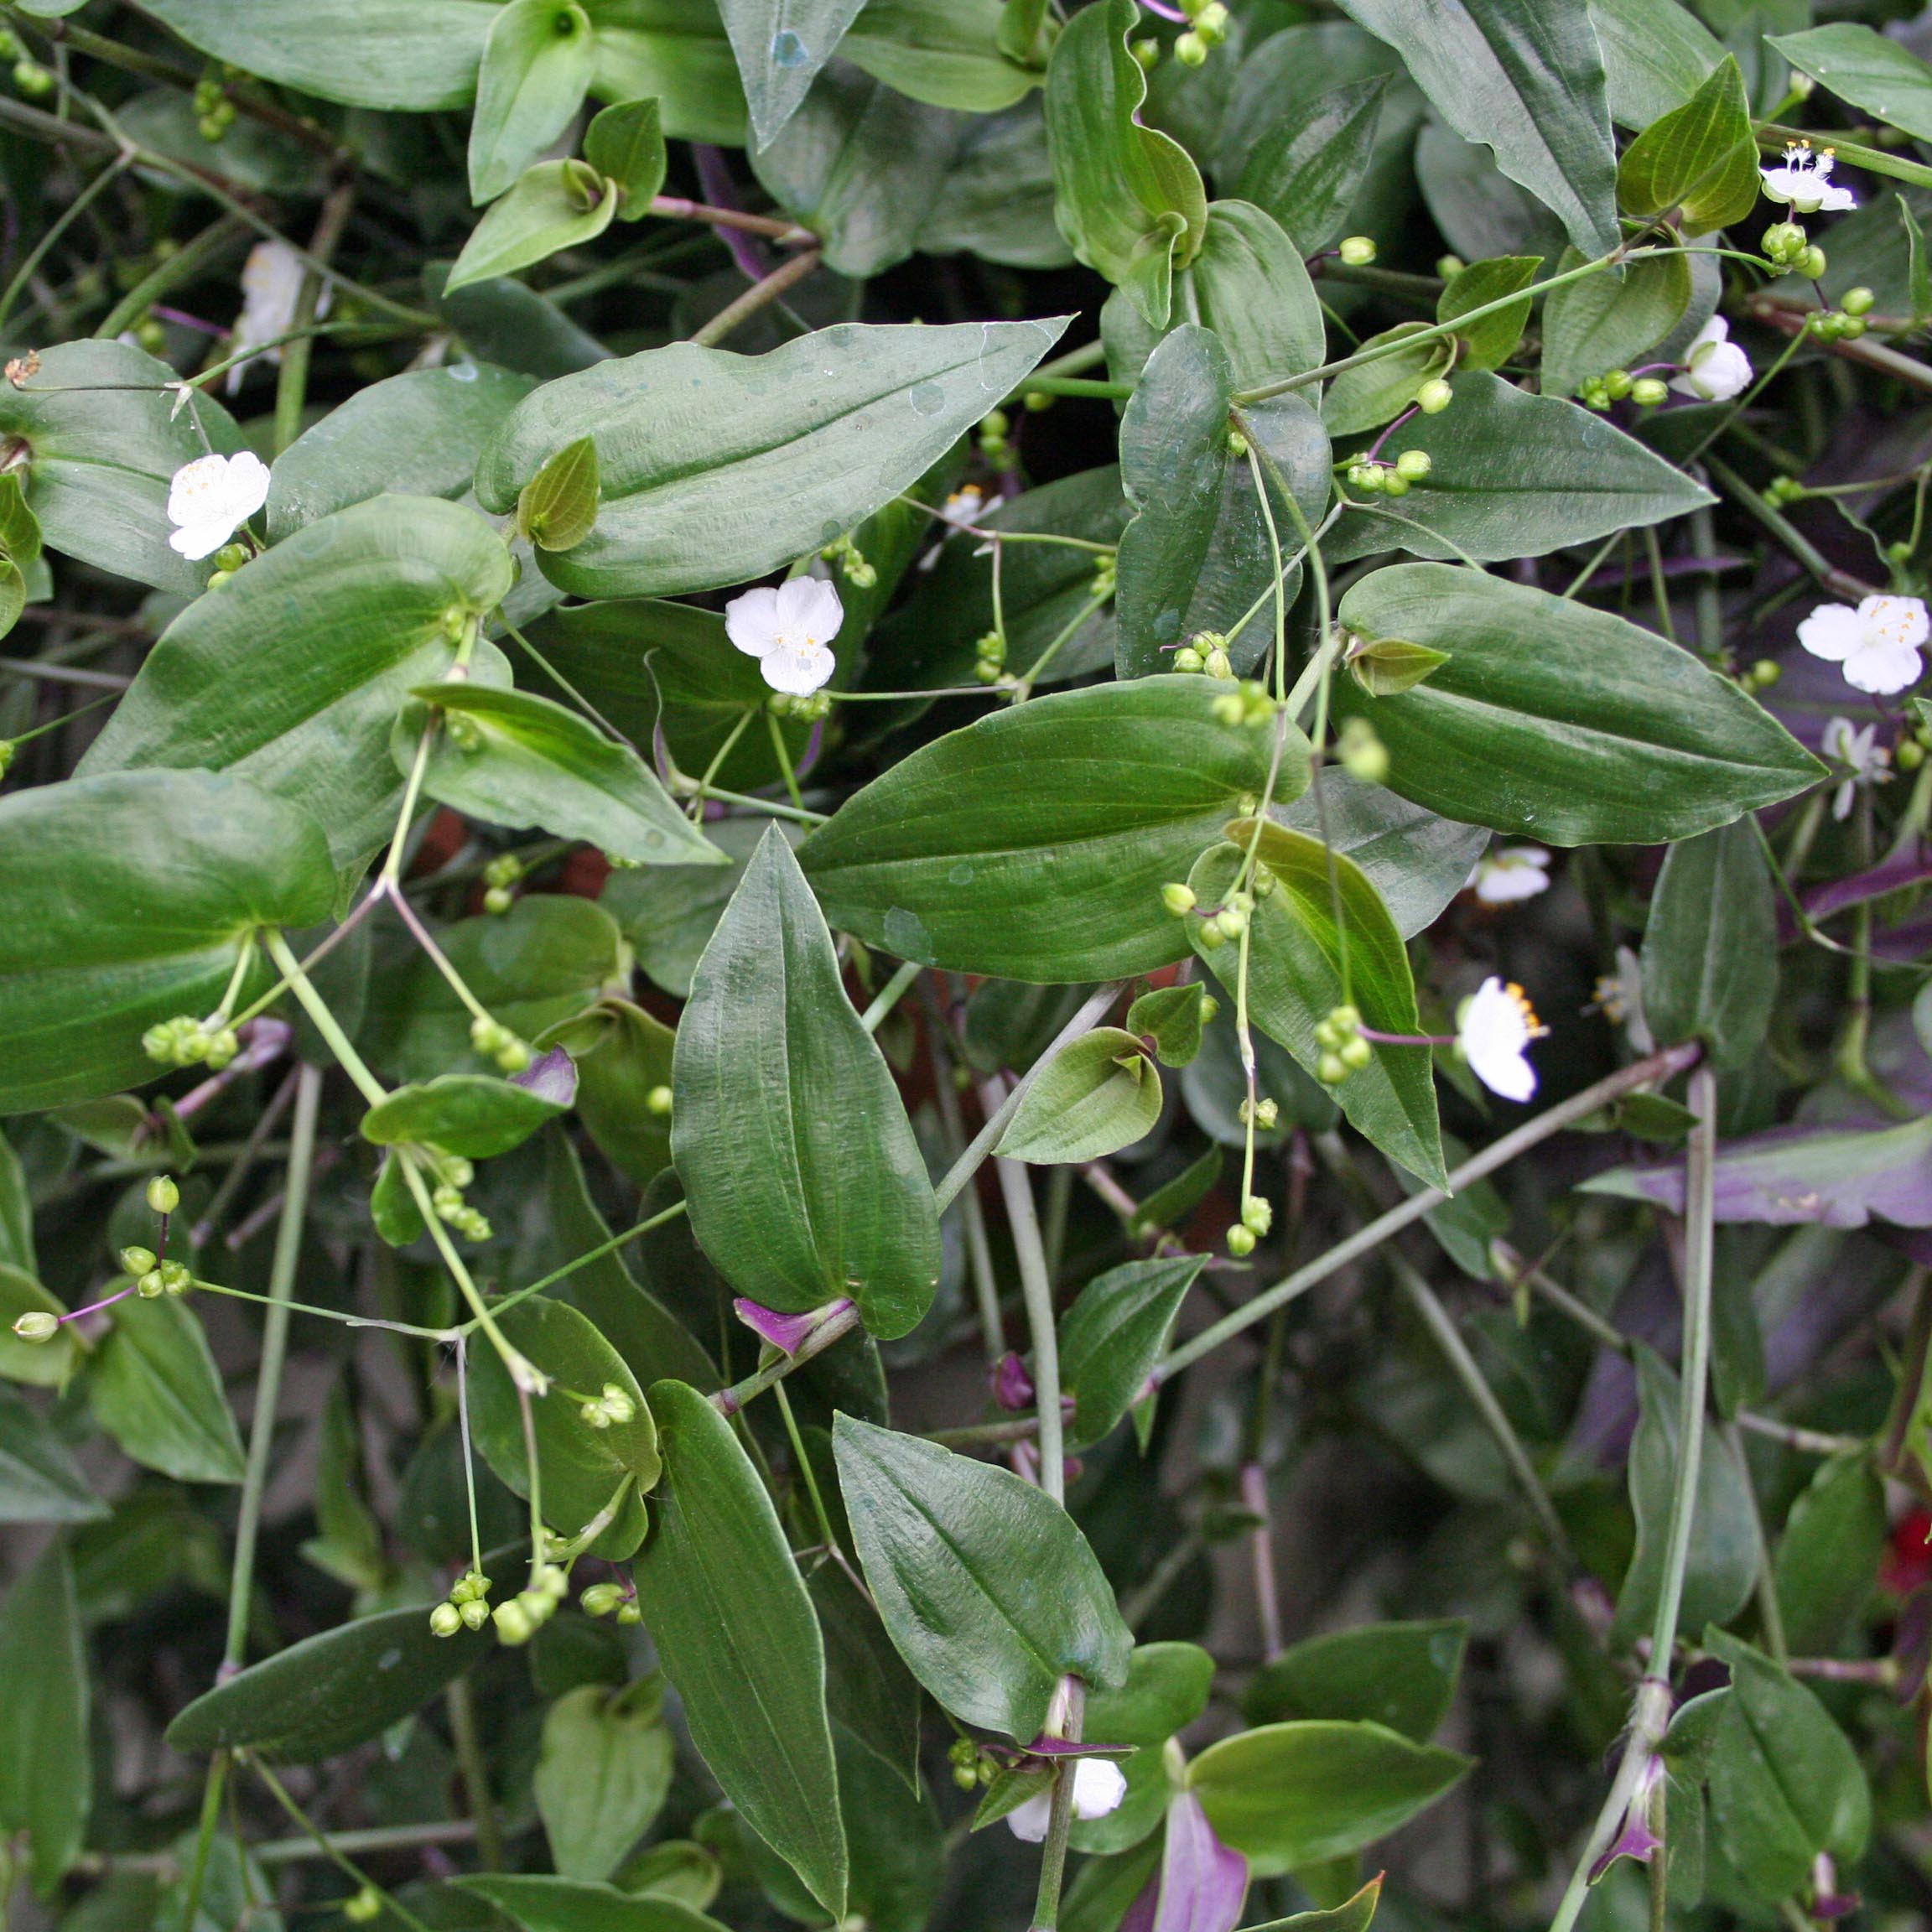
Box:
732, 1296, 854, 1355
510, 1046, 577, 1107
1588, 1759, 1664, 1880
1582, 1115, 1932, 1228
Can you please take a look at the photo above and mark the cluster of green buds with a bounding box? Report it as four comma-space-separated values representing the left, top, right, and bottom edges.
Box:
123, 1245, 191, 1299
470, 1014, 532, 1074
1210, 679, 1276, 728
1737, 658, 1782, 694
0, 30, 53, 99
819, 532, 877, 589
1088, 550, 1117, 603
428, 1568, 493, 1638
1344, 449, 1432, 496
580, 1579, 643, 1623
768, 687, 832, 721
973, 629, 1007, 684
143, 1014, 242, 1070
978, 409, 1017, 470
1336, 715, 1389, 785
1172, 631, 1233, 678
578, 1382, 636, 1430
1761, 474, 1806, 510
1578, 368, 1669, 412
431, 1166, 491, 1244
947, 1736, 999, 1791
1806, 293, 1870, 341
1238, 1095, 1279, 1129
1314, 1004, 1374, 1086
491, 1561, 570, 1645
1225, 1193, 1272, 1257
192, 68, 237, 142
1763, 222, 1827, 281
481, 851, 523, 916
1195, 887, 1258, 951
1171, 0, 1231, 65
1898, 717, 1932, 771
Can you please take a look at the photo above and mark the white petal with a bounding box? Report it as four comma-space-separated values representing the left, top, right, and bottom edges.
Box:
724, 585, 782, 658
1832, 778, 1856, 821
1459, 978, 1540, 1103
169, 517, 234, 561
1690, 341, 1752, 402
1005, 1792, 1053, 1842
1797, 603, 1865, 663
761, 640, 835, 695
1686, 314, 1730, 355
1861, 594, 1929, 649
1071, 1759, 1128, 1820
221, 450, 271, 522
1845, 636, 1923, 696
1820, 184, 1857, 212
775, 572, 844, 644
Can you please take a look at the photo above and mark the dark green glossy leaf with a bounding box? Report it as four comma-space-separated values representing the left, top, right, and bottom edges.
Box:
534, 1680, 674, 1881
996, 1028, 1161, 1165
636, 1380, 847, 1919
463, 1877, 726, 1932
1242, 1620, 1467, 1742
87, 1293, 245, 1486
1085, 1640, 1213, 1746
671, 828, 940, 1339
1438, 256, 1542, 370
0, 1538, 87, 1893
449, 159, 620, 293
919, 97, 1071, 267
361, 1073, 566, 1159
1640, 818, 1777, 1070
603, 819, 785, 999
799, 677, 1310, 982
1236, 75, 1388, 257
81, 497, 516, 878
1772, 24, 1932, 144
1774, 1452, 1886, 1659
1126, 983, 1211, 1068
587, 0, 747, 146
1128, 1142, 1223, 1237
165, 1602, 493, 1759
434, 267, 612, 379
1540, 248, 1694, 402
1059, 1254, 1204, 1448
811, 1559, 924, 1789
1177, 200, 1326, 389
1615, 55, 1757, 234
1590, 0, 1724, 130
0, 1392, 105, 1523
0, 340, 245, 595
1334, 0, 1618, 257
470, 0, 598, 202
1332, 564, 1826, 844
585, 96, 669, 215
540, 999, 678, 1189
517, 434, 601, 551
1187, 1719, 1472, 1874
470, 1297, 659, 1558
474, 319, 1064, 599
834, 1414, 1131, 1740
1322, 323, 1455, 439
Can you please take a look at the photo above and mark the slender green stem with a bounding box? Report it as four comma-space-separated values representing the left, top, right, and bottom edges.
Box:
860, 958, 922, 1034
455, 1334, 483, 1579
1727, 1417, 1789, 1665
1015, 587, 1110, 694
713, 1301, 862, 1415
274, 181, 355, 457
176, 1750, 229, 1932
984, 1084, 1065, 1504
400, 1154, 535, 1388
263, 929, 387, 1107
688, 246, 822, 348
187, 1275, 454, 1341
223, 1062, 322, 1670
382, 727, 439, 888
93, 210, 251, 340
668, 775, 827, 824
924, 989, 1006, 1363
1706, 454, 1881, 602
247, 1755, 435, 1932
0, 148, 129, 332
445, 1675, 504, 1872
1028, 1679, 1085, 1930
481, 1199, 688, 1324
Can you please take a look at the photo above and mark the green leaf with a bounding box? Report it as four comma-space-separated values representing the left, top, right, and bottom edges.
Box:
1903, 194, 1932, 325
1114, 330, 1330, 678
820, 1723, 945, 1932
411, 682, 723, 868
470, 0, 598, 202
1326, 372, 1714, 564
0, 1263, 79, 1389
1590, 0, 1724, 130
165, 1603, 492, 1760
1640, 818, 1777, 1070
539, 1000, 679, 1191
995, 1027, 1162, 1165
584, 96, 668, 215
841, 0, 1038, 112
1191, 822, 1446, 1192
670, 828, 938, 1339
536, 1680, 675, 1881
1774, 1452, 1887, 1659
1348, 637, 1451, 699
141, 0, 495, 110
1128, 1143, 1223, 1237
1246, 1877, 1384, 1932
1611, 1346, 1758, 1644
812, 1559, 924, 1789
1704, 1628, 1870, 1896
1241, 1620, 1467, 1742
434, 267, 611, 379
1332, 564, 1826, 844
719, 0, 867, 147
474, 318, 1064, 599
1187, 1720, 1472, 1874
449, 159, 621, 293
0, 469, 43, 569
1059, 1254, 1205, 1448
267, 364, 538, 539
833, 1414, 1132, 1739
635, 1380, 847, 1920
1772, 24, 1932, 144
919, 98, 1072, 267
0, 1538, 88, 1893
1540, 248, 1694, 402
1322, 323, 1455, 439
80, 497, 516, 880
1437, 256, 1542, 370
470, 1298, 659, 1558
464, 1878, 726, 1932
0, 340, 246, 595
517, 434, 601, 551
588, 3, 746, 146
603, 819, 782, 1000
1236, 74, 1389, 257
1332, 0, 1618, 257
1085, 1641, 1214, 1746
0, 1391, 105, 1523
1126, 983, 1212, 1068
1614, 55, 1757, 235
1186, 201, 1327, 390
87, 1291, 244, 1485
1042, 0, 1206, 326
361, 1073, 567, 1160
798, 677, 1310, 982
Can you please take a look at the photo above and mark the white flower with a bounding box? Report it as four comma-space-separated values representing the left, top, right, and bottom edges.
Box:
1670, 316, 1753, 402
1005, 1759, 1129, 1841
1467, 844, 1551, 906
724, 575, 844, 696
226, 240, 327, 394
1591, 944, 1654, 1056
1457, 977, 1546, 1104
939, 485, 986, 528
1820, 715, 1893, 820
1760, 143, 1856, 215
166, 451, 270, 560
1797, 594, 1929, 696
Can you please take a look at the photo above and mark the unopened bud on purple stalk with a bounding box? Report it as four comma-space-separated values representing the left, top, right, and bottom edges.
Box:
733, 1296, 855, 1357
990, 1351, 1034, 1411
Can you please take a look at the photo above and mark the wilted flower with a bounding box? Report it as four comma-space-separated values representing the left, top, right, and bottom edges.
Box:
1820, 716, 1893, 820
1592, 944, 1654, 1055
1670, 315, 1752, 402
725, 575, 843, 696
167, 451, 269, 560
1798, 594, 1928, 696
1005, 1758, 1129, 1841
226, 239, 327, 392
1467, 844, 1550, 905
939, 485, 986, 527
1457, 977, 1546, 1103
1760, 142, 1856, 215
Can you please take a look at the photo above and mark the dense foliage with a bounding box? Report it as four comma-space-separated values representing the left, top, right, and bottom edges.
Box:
7, 3, 1932, 1932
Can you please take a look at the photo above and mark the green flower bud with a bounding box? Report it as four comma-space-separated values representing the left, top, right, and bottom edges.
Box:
953, 1763, 979, 1790
535, 1564, 569, 1599
1214, 906, 1247, 940
12, 1311, 58, 1343
483, 886, 512, 915
1337, 235, 1376, 267
1203, 647, 1233, 679
460, 1597, 490, 1630
492, 1598, 536, 1645
120, 1245, 157, 1277
146, 1175, 179, 1216
1249, 868, 1275, 897
1838, 314, 1867, 339
0, 741, 12, 782
1629, 377, 1669, 407
1762, 221, 1805, 261
203, 1028, 239, 1072
1317, 1052, 1349, 1086
1197, 995, 1220, 1024
1224, 430, 1249, 459
582, 1397, 613, 1428
1842, 285, 1876, 317
1752, 659, 1781, 688
213, 543, 247, 574
1436, 255, 1465, 280
1130, 34, 1161, 66
1394, 449, 1432, 482
13, 60, 54, 98
1226, 1223, 1256, 1257
1242, 1195, 1273, 1235
1380, 473, 1409, 498
1172, 646, 1204, 673
160, 1260, 191, 1295
1798, 245, 1827, 281
1024, 390, 1053, 413
1415, 377, 1453, 415
1337, 716, 1389, 785
646, 1084, 674, 1117
429, 1602, 464, 1639
580, 1581, 626, 1618
615, 1602, 643, 1625
1900, 736, 1926, 771
345, 1887, 384, 1924
137, 1270, 166, 1300
1211, 693, 1245, 726
600, 1384, 636, 1424
1194, 1, 1228, 39
1602, 369, 1633, 402
1332, 1005, 1361, 1031
980, 409, 1009, 441
1196, 917, 1228, 951
1339, 1033, 1374, 1072
494, 1038, 532, 1074
1174, 29, 1208, 64
1161, 883, 1197, 917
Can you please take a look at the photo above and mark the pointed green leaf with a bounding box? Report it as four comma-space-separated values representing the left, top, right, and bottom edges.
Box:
470, 0, 598, 203
719, 0, 868, 148
584, 96, 669, 215
1059, 1254, 1205, 1448
0, 1538, 88, 1893
1771, 24, 1932, 144
1437, 255, 1542, 370
539, 999, 679, 1190
0, 469, 43, 568
1615, 55, 1758, 234
1775, 1452, 1886, 1659
88, 1293, 245, 1485
841, 0, 1038, 112
1236, 74, 1389, 257
1540, 247, 1694, 402
449, 159, 620, 293
0, 1391, 105, 1523
361, 1072, 567, 1159
1247, 1877, 1384, 1932
1126, 983, 1212, 1067
535, 1680, 675, 1881
1322, 322, 1455, 439
671, 827, 940, 1339
517, 433, 600, 551
1640, 818, 1777, 1069
997, 1029, 1161, 1165
1590, 0, 1724, 131
1348, 637, 1451, 698
460, 1877, 728, 1932
1242, 1620, 1467, 1741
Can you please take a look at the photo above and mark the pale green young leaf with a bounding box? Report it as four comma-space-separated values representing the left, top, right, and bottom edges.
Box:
447, 159, 621, 293
995, 1027, 1162, 1165
88, 1294, 247, 1486
469, 0, 598, 203
584, 96, 669, 215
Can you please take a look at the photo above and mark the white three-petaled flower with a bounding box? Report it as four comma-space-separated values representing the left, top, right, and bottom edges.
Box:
226, 240, 328, 393
1798, 594, 1929, 696
1820, 716, 1893, 821
1457, 977, 1546, 1104
1467, 844, 1550, 906
1759, 142, 1856, 215
939, 484, 985, 528
1670, 315, 1753, 402
166, 451, 270, 560
725, 575, 844, 696
1006, 1759, 1128, 1842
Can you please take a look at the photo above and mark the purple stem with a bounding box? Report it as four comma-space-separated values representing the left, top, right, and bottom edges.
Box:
690, 145, 771, 283
1137, 0, 1189, 18
1360, 1026, 1452, 1047
61, 1281, 139, 1326
1363, 404, 1420, 466
152, 305, 230, 338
